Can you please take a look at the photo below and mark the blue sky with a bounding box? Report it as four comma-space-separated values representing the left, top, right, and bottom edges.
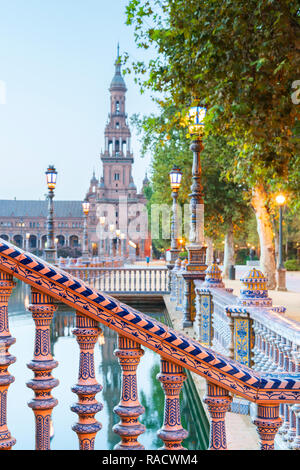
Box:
0, 0, 157, 200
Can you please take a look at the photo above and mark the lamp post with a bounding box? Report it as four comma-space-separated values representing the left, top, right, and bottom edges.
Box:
109, 224, 115, 258
128, 240, 137, 262
18, 219, 25, 249
116, 229, 121, 258
81, 198, 90, 265
99, 216, 106, 259
26, 232, 30, 252
169, 166, 182, 265
120, 233, 125, 258
44, 165, 57, 264
181, 105, 207, 328
187, 105, 206, 262
276, 194, 287, 291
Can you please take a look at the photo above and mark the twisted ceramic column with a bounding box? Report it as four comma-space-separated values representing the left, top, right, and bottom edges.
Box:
204, 382, 232, 450
113, 335, 145, 449
0, 271, 16, 450
189, 139, 204, 246
27, 289, 59, 450
254, 404, 282, 450
71, 313, 102, 450
157, 359, 188, 450
279, 341, 293, 437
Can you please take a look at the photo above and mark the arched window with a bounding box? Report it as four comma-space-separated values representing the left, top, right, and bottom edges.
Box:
116, 101, 120, 113
116, 122, 120, 129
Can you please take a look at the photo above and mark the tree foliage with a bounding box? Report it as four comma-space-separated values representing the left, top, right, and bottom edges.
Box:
125, 0, 300, 200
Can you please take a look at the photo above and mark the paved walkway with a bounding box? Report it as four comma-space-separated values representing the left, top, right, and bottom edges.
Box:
224, 266, 300, 322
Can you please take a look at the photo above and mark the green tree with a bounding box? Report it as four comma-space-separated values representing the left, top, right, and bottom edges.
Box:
125, 0, 300, 287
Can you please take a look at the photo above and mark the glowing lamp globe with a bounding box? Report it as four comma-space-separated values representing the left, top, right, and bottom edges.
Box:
99, 216, 106, 225
116, 229, 121, 237
276, 194, 286, 206
169, 166, 182, 191
82, 199, 90, 215
188, 106, 207, 135
46, 165, 57, 190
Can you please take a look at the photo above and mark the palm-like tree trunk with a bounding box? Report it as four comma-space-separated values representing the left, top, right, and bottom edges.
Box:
251, 184, 276, 289
223, 221, 235, 279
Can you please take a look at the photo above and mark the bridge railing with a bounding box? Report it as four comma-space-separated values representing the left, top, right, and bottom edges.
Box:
64, 266, 170, 294
0, 238, 300, 451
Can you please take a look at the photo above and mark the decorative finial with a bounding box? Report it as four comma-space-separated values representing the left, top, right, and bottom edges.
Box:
202, 263, 225, 288
238, 268, 272, 307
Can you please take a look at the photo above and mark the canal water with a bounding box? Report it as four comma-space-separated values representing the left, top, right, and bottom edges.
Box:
7, 281, 208, 450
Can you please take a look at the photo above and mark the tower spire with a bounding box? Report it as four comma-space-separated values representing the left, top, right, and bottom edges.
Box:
110, 42, 126, 91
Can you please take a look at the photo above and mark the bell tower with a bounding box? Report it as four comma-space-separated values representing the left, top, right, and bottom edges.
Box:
100, 45, 135, 198
86, 45, 150, 259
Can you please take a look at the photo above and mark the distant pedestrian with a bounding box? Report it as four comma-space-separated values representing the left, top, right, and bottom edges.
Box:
146, 256, 150, 265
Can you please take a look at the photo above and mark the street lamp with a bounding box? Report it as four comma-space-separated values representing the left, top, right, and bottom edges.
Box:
109, 224, 115, 258
99, 216, 106, 259
187, 105, 206, 251
26, 232, 30, 251
120, 233, 126, 257
169, 166, 182, 265
115, 229, 121, 258
181, 105, 207, 328
81, 198, 90, 264
128, 240, 137, 262
45, 165, 57, 264
276, 193, 287, 291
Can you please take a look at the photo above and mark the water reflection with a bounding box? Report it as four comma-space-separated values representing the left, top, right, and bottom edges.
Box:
7, 281, 205, 450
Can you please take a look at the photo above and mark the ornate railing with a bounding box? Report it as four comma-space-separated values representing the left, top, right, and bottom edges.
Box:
0, 238, 300, 451
64, 267, 169, 294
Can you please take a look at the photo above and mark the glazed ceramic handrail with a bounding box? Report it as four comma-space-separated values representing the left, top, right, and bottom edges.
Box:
0, 238, 300, 451
64, 266, 169, 293
0, 239, 299, 402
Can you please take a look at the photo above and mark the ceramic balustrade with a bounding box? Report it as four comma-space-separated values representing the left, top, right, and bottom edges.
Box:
65, 267, 169, 294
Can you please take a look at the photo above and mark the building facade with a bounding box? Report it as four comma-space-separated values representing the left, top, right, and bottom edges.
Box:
0, 200, 83, 252
0, 50, 150, 260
